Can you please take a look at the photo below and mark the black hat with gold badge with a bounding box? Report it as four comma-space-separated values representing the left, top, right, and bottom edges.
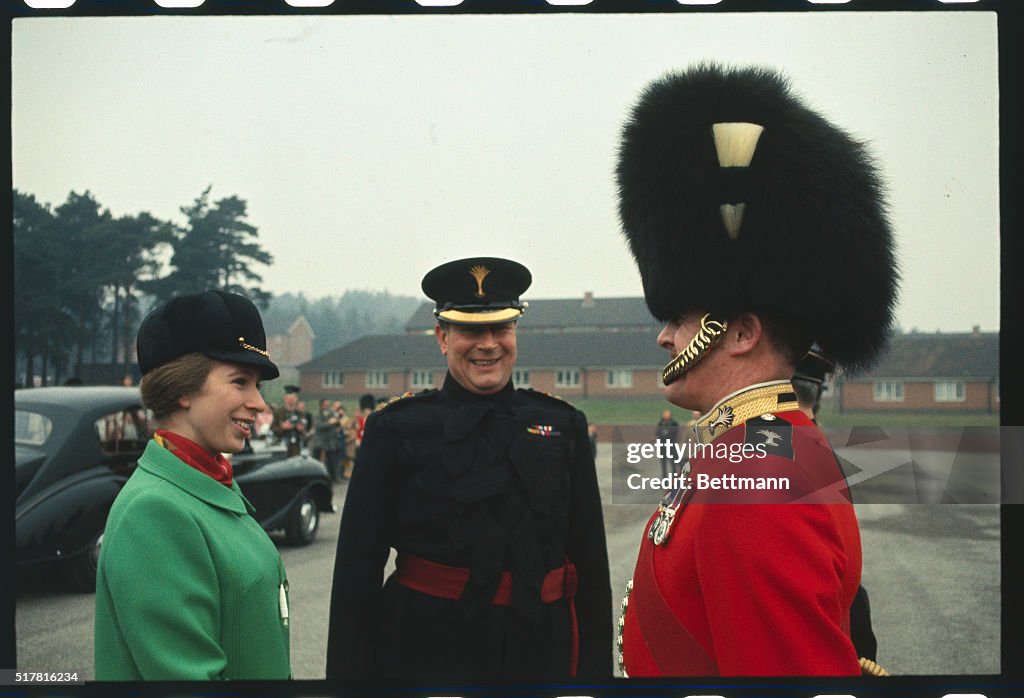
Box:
422, 257, 531, 326
616, 63, 899, 384
793, 349, 836, 387
137, 290, 280, 380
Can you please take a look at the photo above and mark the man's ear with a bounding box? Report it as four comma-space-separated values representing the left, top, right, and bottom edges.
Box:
434, 324, 448, 356
725, 312, 764, 356
177, 394, 191, 410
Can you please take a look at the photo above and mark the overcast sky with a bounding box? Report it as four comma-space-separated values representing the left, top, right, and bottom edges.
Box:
12, 11, 999, 332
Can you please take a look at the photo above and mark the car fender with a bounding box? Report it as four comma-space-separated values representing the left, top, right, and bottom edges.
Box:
236, 452, 329, 482
262, 479, 335, 531
15, 468, 128, 565
269, 456, 334, 514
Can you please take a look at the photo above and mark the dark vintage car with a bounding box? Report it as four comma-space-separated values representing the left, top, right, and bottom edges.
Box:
15, 386, 334, 592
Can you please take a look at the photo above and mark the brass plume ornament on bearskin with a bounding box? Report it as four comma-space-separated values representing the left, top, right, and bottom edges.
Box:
615, 63, 900, 383
655, 122, 761, 385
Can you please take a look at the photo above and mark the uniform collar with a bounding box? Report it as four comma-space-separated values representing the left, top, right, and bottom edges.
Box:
138, 440, 254, 516
441, 371, 515, 405
693, 380, 801, 444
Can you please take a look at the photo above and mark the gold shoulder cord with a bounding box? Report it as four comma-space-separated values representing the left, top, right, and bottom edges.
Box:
375, 391, 415, 412
616, 579, 632, 678
859, 657, 890, 676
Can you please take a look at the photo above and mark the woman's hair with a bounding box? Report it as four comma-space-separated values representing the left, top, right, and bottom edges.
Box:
139, 352, 219, 420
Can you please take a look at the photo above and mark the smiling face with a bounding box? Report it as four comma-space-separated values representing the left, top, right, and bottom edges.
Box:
435, 321, 517, 395
167, 361, 267, 454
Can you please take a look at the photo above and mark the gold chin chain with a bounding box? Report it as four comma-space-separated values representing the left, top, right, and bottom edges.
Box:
661, 314, 728, 385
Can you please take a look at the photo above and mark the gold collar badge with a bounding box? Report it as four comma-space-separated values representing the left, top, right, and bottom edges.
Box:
693, 381, 800, 445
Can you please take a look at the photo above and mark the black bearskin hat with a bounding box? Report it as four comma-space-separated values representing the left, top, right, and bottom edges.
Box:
616, 63, 899, 372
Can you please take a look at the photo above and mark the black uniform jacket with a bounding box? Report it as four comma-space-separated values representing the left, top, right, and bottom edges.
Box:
326, 373, 612, 681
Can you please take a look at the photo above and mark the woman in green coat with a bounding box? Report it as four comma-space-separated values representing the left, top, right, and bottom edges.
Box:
94, 290, 291, 680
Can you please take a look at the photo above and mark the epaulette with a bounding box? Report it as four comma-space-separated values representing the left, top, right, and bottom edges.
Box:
743, 413, 795, 460
521, 388, 576, 410
374, 389, 436, 412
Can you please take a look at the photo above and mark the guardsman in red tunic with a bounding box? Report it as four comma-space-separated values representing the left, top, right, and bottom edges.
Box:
613, 64, 898, 676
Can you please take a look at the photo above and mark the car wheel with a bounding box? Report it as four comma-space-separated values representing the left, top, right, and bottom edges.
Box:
284, 493, 319, 546
62, 530, 103, 593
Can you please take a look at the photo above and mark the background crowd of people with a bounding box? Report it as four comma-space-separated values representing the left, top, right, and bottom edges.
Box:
265, 387, 375, 482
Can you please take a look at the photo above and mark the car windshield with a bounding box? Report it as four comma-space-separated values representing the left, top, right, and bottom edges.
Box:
15, 409, 53, 446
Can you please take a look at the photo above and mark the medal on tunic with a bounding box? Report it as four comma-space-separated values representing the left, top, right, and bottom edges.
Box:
646, 461, 690, 546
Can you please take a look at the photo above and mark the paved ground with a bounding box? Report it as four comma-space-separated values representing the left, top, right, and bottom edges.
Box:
15, 443, 1000, 679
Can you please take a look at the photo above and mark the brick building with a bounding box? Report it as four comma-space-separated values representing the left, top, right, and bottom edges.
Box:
836, 328, 998, 413
257, 314, 316, 398
266, 315, 315, 369
299, 294, 666, 401
298, 294, 999, 415
296, 329, 670, 401
403, 293, 659, 335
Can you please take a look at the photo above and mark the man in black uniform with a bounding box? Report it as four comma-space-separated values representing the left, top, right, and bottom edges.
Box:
271, 385, 306, 458
791, 349, 836, 422
792, 349, 880, 664
326, 257, 612, 680
654, 409, 680, 479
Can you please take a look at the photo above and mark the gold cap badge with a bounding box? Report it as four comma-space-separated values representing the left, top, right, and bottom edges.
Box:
469, 264, 491, 298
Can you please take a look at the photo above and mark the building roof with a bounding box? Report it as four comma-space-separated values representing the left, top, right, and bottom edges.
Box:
265, 313, 313, 338
298, 328, 669, 372
301, 326, 1000, 381
263, 314, 294, 336
403, 294, 660, 333
287, 315, 315, 338
299, 333, 447, 372
842, 331, 998, 381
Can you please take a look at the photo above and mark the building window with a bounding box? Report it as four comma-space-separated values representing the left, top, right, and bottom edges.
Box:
606, 369, 633, 388
322, 370, 344, 388
366, 371, 389, 389
513, 369, 531, 388
555, 369, 581, 389
411, 370, 433, 389
873, 381, 904, 402
934, 381, 965, 403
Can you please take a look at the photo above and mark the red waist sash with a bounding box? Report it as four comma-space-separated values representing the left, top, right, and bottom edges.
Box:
393, 553, 579, 676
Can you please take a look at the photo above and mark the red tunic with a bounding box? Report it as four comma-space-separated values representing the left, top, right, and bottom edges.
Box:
620, 381, 861, 677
